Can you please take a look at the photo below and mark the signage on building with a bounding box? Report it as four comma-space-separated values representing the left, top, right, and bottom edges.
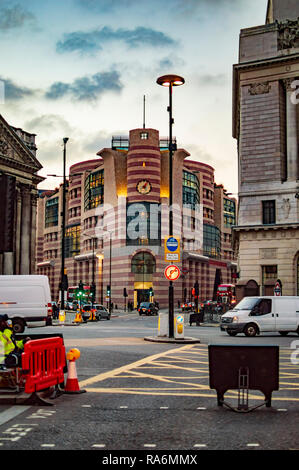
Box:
164, 236, 180, 262
164, 265, 181, 281
274, 281, 281, 296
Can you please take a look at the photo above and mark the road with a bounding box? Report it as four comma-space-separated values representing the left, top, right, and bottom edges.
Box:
0, 311, 299, 458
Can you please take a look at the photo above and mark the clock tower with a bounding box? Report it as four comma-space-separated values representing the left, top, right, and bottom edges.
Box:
127, 128, 161, 204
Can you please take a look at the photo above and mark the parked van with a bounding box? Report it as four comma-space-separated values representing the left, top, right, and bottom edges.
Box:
220, 296, 299, 337
0, 275, 52, 333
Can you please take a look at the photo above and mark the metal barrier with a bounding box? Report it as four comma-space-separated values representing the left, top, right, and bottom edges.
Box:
22, 337, 66, 395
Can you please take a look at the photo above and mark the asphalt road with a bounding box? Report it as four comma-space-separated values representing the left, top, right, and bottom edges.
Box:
0, 311, 299, 460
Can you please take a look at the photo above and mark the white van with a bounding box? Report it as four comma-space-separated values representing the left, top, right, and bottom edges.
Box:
0, 275, 52, 333
220, 296, 299, 337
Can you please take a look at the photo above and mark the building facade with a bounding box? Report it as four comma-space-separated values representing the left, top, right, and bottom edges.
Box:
36, 128, 237, 308
0, 114, 43, 275
232, 0, 299, 300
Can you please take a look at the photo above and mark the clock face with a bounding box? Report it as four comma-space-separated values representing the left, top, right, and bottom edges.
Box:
137, 180, 152, 194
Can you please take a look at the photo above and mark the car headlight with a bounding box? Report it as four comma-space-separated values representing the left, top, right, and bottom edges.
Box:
232, 316, 239, 323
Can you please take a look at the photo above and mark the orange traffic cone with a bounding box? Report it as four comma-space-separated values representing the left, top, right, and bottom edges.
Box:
64, 348, 86, 395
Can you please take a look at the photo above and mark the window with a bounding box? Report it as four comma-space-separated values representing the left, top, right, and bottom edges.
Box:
297, 257, 299, 296
140, 132, 148, 140
45, 197, 59, 228
262, 200, 276, 224
262, 265, 277, 282
131, 252, 156, 274
84, 170, 104, 211
182, 171, 200, 211
65, 225, 81, 258
223, 198, 236, 227
203, 224, 221, 258
253, 299, 272, 316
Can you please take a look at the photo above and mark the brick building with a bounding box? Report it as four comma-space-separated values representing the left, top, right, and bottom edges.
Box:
36, 128, 237, 308
232, 0, 299, 299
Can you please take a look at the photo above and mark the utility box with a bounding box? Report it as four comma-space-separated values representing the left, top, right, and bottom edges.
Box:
174, 314, 185, 339
158, 312, 168, 337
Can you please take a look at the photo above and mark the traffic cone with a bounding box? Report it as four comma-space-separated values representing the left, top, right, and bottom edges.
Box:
64, 349, 86, 394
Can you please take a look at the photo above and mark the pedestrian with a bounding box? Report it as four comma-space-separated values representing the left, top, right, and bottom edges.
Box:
0, 315, 30, 369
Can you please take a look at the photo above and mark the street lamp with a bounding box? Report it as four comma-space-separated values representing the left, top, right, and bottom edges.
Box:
60, 137, 69, 311
156, 74, 185, 338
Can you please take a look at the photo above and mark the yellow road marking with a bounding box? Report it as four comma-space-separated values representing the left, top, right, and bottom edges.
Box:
79, 343, 299, 403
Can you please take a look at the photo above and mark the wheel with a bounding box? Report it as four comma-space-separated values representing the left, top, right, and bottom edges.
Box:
106, 315, 111, 320
12, 319, 25, 334
244, 323, 258, 337
279, 331, 289, 336
97, 314, 102, 321
227, 330, 237, 336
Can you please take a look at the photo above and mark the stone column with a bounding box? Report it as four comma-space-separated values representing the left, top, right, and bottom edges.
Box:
20, 185, 31, 274
30, 193, 38, 274
15, 187, 22, 274
285, 78, 298, 181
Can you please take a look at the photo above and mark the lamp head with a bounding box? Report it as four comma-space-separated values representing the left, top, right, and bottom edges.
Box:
156, 74, 185, 87
63, 137, 69, 144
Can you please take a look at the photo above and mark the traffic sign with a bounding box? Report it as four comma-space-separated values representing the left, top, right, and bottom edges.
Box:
164, 265, 181, 281
274, 281, 281, 296
164, 236, 180, 262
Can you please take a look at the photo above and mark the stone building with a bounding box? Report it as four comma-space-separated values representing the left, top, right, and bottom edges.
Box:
36, 127, 237, 308
232, 0, 299, 299
0, 114, 43, 274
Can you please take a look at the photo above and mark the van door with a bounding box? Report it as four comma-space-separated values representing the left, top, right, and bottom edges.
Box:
274, 298, 297, 332
250, 298, 275, 332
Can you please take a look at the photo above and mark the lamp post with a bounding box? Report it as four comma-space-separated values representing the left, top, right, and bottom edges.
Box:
156, 74, 185, 338
60, 137, 69, 311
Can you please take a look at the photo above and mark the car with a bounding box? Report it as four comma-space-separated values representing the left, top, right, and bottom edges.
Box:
93, 304, 111, 320
181, 301, 195, 312
138, 302, 159, 316
81, 304, 93, 321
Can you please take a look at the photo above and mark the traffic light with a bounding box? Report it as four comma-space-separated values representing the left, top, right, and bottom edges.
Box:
107, 285, 111, 297
90, 282, 96, 299
194, 281, 199, 297
123, 288, 128, 298
79, 280, 84, 291
149, 287, 154, 297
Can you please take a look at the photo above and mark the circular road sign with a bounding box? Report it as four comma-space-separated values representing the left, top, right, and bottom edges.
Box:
166, 237, 179, 252
164, 265, 181, 281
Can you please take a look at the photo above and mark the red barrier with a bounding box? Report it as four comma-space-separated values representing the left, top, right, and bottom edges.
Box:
21, 337, 66, 394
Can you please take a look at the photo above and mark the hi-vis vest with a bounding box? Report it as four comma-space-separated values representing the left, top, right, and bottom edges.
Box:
0, 329, 24, 364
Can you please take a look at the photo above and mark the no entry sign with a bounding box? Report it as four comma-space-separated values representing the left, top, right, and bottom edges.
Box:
164, 265, 181, 281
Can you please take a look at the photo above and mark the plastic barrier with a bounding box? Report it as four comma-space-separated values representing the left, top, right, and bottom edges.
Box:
22, 337, 66, 394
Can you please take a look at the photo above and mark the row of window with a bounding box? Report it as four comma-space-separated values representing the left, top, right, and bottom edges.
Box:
44, 232, 58, 243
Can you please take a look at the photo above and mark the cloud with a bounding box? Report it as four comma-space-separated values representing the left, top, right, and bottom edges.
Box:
0, 76, 35, 101
0, 3, 35, 31
197, 73, 227, 87
45, 71, 123, 102
56, 26, 176, 55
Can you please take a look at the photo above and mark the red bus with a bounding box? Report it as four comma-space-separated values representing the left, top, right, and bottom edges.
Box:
216, 284, 236, 305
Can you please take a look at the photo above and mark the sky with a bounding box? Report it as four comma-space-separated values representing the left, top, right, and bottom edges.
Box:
0, 0, 268, 192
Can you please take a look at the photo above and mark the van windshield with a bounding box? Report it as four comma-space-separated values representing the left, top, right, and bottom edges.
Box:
234, 297, 259, 311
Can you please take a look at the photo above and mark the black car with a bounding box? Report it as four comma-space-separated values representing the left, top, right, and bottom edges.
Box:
138, 302, 159, 316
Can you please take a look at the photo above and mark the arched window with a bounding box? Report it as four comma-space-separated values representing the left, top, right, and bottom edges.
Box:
131, 252, 156, 275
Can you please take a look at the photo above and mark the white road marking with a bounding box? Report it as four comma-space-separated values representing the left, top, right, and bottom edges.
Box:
0, 406, 31, 427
